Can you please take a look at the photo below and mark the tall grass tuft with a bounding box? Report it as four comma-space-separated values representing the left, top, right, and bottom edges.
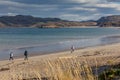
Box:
0, 56, 119, 80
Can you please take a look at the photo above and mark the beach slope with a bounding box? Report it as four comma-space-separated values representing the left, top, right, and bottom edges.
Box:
0, 43, 120, 80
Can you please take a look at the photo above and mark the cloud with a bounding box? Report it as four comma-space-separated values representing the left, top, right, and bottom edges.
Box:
59, 13, 101, 21
67, 0, 102, 3
0, 12, 17, 16
0, 0, 57, 8
5, 0, 71, 4
95, 3, 120, 8
0, 0, 26, 7
0, 0, 120, 21
92, 3, 120, 11
107, 0, 120, 2
67, 7, 97, 11
0, 0, 109, 5
59, 14, 82, 21
7, 12, 17, 16
0, 0, 58, 12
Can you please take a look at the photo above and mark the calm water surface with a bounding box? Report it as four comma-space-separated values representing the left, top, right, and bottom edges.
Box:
0, 27, 120, 60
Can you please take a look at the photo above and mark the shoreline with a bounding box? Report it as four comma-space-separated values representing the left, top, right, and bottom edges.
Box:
0, 42, 120, 79
1, 40, 120, 61
1, 42, 120, 62
0, 27, 120, 60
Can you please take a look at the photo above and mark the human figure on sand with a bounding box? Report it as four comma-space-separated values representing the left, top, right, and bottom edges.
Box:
9, 52, 14, 60
24, 50, 28, 60
71, 45, 75, 53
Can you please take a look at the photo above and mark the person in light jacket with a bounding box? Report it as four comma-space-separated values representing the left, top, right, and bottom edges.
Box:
9, 52, 14, 60
71, 45, 75, 53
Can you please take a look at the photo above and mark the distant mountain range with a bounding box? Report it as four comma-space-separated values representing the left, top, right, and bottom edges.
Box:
0, 15, 120, 28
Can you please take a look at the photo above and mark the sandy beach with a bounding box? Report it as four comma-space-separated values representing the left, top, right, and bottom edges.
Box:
0, 43, 120, 80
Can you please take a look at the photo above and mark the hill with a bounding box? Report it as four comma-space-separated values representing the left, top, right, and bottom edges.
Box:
0, 15, 97, 28
0, 15, 120, 28
97, 15, 120, 27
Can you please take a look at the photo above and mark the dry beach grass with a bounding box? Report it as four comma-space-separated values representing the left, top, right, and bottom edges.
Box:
0, 43, 120, 80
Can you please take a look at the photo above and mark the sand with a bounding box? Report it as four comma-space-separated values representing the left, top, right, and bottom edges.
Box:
0, 43, 120, 79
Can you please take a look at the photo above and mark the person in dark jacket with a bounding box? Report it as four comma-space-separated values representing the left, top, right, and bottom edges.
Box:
24, 50, 28, 60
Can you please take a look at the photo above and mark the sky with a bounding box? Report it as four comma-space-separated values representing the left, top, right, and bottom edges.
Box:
0, 0, 120, 21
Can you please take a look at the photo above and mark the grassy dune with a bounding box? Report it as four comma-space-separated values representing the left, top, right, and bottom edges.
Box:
0, 43, 120, 80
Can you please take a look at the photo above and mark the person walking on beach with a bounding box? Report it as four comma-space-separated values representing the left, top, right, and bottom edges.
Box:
9, 52, 14, 60
24, 50, 28, 60
71, 45, 75, 53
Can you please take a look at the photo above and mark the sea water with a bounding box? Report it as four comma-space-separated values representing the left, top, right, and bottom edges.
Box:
0, 27, 120, 60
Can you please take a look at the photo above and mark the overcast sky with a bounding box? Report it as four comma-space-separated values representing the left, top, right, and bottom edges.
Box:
0, 0, 120, 21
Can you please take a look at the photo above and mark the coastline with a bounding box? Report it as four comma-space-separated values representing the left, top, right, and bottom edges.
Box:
1, 34, 120, 61
0, 42, 120, 79
0, 27, 120, 60
1, 42, 120, 62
